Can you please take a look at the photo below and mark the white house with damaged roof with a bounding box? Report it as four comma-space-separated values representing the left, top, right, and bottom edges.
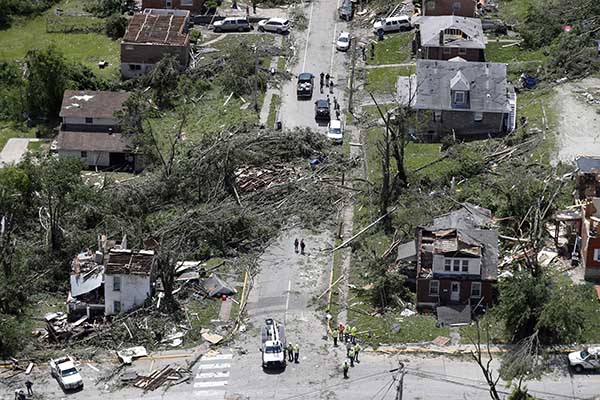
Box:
398, 58, 516, 140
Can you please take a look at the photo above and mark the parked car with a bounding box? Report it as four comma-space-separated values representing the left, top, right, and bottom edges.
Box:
213, 17, 252, 33
258, 17, 290, 33
338, 0, 353, 21
297, 72, 314, 99
50, 356, 83, 390
373, 16, 411, 35
314, 99, 330, 120
569, 347, 600, 373
336, 32, 351, 52
481, 18, 508, 34
327, 119, 344, 144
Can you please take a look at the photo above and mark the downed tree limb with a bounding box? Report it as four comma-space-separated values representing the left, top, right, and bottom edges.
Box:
329, 207, 398, 253
499, 235, 531, 242
317, 275, 345, 300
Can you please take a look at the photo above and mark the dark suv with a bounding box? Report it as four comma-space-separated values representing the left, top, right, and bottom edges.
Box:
314, 99, 330, 120
297, 72, 314, 99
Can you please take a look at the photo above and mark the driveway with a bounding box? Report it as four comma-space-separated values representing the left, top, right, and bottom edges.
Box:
0, 138, 33, 167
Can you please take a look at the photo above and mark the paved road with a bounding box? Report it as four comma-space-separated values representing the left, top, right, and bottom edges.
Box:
0, 138, 33, 166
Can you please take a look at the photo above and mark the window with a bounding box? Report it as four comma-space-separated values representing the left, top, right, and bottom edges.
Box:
443, 46, 451, 54
129, 64, 141, 70
474, 112, 483, 122
594, 249, 600, 262
458, 47, 467, 55
165, 0, 172, 7
433, 111, 442, 122
453, 91, 465, 104
453, 259, 460, 272
452, 2, 461, 12
113, 276, 121, 291
429, 280, 440, 296
180, 0, 193, 5
471, 282, 482, 297
80, 151, 87, 158
444, 259, 451, 271
426, 1, 435, 10
85, 117, 93, 124
114, 301, 122, 313
461, 260, 469, 272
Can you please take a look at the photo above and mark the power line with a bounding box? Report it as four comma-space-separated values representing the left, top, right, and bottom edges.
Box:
368, 377, 395, 400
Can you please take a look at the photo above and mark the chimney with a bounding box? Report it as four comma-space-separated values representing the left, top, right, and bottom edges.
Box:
439, 30, 444, 46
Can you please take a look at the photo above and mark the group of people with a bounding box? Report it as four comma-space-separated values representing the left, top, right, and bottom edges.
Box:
319, 72, 335, 95
293, 238, 306, 254
285, 342, 301, 364
336, 323, 361, 379
14, 380, 33, 400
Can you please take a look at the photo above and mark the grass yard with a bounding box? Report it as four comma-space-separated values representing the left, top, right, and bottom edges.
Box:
366, 32, 413, 65
498, 0, 537, 25
485, 41, 546, 64
515, 87, 557, 162
0, 123, 36, 150
365, 66, 414, 94
266, 94, 281, 129
0, 12, 120, 79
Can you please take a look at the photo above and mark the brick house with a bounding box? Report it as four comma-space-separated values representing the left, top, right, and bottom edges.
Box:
53, 90, 144, 172
141, 0, 204, 15
415, 204, 498, 321
422, 0, 477, 17
576, 195, 600, 281
413, 16, 485, 62
403, 58, 516, 140
121, 9, 190, 78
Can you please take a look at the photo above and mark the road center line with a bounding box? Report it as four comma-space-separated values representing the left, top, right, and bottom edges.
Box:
301, 0, 315, 72
284, 279, 291, 323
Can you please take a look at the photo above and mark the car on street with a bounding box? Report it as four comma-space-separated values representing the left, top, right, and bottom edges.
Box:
213, 17, 252, 33
314, 99, 330, 120
569, 347, 600, 373
336, 32, 351, 51
373, 16, 411, 35
49, 356, 84, 390
257, 17, 290, 33
297, 72, 314, 99
338, 0, 353, 21
327, 119, 344, 144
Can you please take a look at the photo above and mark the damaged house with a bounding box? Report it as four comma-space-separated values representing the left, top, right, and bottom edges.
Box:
421, 0, 478, 17
415, 204, 498, 324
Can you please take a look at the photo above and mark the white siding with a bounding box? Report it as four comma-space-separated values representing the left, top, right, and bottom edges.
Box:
432, 254, 481, 275
58, 149, 111, 167
104, 274, 151, 315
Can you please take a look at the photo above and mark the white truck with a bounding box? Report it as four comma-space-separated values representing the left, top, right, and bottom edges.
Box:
260, 318, 286, 369
49, 356, 84, 390
569, 347, 600, 373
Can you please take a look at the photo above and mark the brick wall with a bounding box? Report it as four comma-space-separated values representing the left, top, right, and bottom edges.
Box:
142, 0, 204, 14
416, 109, 507, 140
121, 42, 190, 66
423, 46, 484, 62
417, 278, 495, 308
422, 0, 476, 17
582, 218, 600, 281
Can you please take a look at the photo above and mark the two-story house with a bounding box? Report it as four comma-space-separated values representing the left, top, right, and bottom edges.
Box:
142, 0, 204, 15
406, 58, 516, 140
421, 0, 477, 17
104, 249, 157, 315
413, 16, 485, 62
121, 9, 190, 78
415, 204, 498, 321
54, 90, 144, 171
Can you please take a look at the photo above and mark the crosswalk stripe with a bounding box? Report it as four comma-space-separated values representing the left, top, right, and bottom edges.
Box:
201, 354, 233, 361
196, 371, 230, 379
194, 380, 228, 388
198, 363, 231, 370
193, 390, 226, 398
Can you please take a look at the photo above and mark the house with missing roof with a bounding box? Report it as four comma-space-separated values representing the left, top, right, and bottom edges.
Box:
421, 0, 477, 17
141, 0, 204, 15
413, 15, 485, 62
399, 58, 516, 140
53, 90, 145, 172
121, 9, 190, 78
414, 204, 498, 325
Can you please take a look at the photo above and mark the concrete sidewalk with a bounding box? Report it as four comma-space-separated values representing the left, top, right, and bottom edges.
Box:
0, 138, 41, 167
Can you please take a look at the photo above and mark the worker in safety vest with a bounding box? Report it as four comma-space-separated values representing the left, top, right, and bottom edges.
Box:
344, 325, 350, 342
350, 326, 357, 343
287, 343, 294, 362
353, 343, 361, 363
348, 347, 355, 367
342, 360, 349, 379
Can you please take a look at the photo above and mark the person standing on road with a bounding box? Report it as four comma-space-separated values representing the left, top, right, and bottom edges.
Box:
348, 347, 355, 367
287, 343, 294, 362
320, 79, 324, 93
346, 341, 352, 357
333, 97, 338, 110
338, 323, 344, 341
293, 344, 300, 363
343, 360, 349, 379
329, 79, 334, 94
300, 239, 306, 255
25, 379, 33, 396
344, 325, 350, 342
353, 342, 361, 363
320, 72, 324, 85
335, 110, 341, 120
325, 73, 330, 83
332, 330, 338, 347
350, 326, 357, 343
294, 238, 299, 253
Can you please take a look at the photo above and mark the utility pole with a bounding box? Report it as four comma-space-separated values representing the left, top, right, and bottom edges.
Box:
395, 361, 406, 400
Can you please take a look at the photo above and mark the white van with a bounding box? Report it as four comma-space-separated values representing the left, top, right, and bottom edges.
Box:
373, 16, 411, 34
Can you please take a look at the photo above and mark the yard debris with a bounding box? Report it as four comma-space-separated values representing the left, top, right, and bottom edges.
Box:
234, 165, 295, 192
44, 311, 97, 343
202, 332, 224, 345
400, 308, 416, 317
432, 336, 451, 346
161, 331, 186, 347
132, 364, 191, 391
202, 273, 237, 298
117, 346, 148, 364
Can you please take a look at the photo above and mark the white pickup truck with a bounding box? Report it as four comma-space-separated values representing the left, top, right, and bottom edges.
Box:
49, 356, 84, 390
568, 347, 600, 373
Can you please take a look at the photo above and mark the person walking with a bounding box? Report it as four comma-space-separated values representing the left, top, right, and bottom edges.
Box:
333, 97, 338, 110
325, 73, 330, 83
25, 379, 33, 396
344, 325, 350, 342
320, 72, 325, 85
346, 341, 352, 357
370, 42, 375, 59
353, 342, 361, 363
294, 238, 299, 253
329, 79, 334, 94
332, 330, 338, 347
300, 239, 306, 255
287, 343, 294, 362
348, 347, 355, 367
338, 323, 344, 341
293, 343, 300, 363
350, 326, 357, 343
342, 360, 349, 379
320, 79, 324, 93
335, 109, 341, 120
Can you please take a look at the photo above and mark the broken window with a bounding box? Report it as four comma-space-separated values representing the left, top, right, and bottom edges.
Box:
113, 276, 121, 291
114, 301, 122, 313
80, 151, 87, 159
85, 117, 93, 124
461, 260, 469, 272
471, 282, 481, 297
429, 280, 439, 295
444, 259, 451, 271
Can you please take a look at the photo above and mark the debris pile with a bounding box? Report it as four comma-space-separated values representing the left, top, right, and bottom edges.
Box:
43, 312, 98, 343
133, 365, 191, 391
235, 165, 295, 192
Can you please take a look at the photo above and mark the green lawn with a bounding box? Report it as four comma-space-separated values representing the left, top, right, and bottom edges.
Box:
0, 6, 120, 79
266, 94, 281, 129
485, 41, 546, 63
0, 123, 36, 150
498, 0, 537, 26
365, 66, 414, 94
366, 32, 413, 65
27, 141, 44, 152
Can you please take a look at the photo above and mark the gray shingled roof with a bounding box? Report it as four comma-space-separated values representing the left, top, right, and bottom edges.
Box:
416, 15, 485, 49
413, 59, 512, 113
60, 91, 130, 119
56, 131, 133, 153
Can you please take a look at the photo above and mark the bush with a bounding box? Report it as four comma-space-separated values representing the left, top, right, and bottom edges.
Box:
105, 14, 128, 39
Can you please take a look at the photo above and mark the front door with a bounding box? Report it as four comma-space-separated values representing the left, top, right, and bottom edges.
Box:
450, 282, 460, 302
